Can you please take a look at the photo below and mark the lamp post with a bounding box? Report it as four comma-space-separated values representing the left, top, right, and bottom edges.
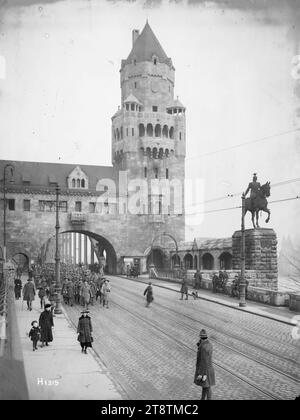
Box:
2, 164, 14, 263
239, 193, 247, 307
54, 184, 62, 314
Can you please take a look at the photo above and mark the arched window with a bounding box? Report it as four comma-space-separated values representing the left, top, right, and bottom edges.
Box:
158, 148, 164, 159
120, 126, 123, 140
155, 124, 161, 137
202, 253, 214, 270
131, 103, 135, 111
139, 123, 145, 137
179, 132, 182, 140
169, 126, 174, 139
146, 123, 153, 137
184, 253, 193, 270
194, 255, 198, 270
154, 167, 158, 178
146, 147, 151, 157
153, 148, 158, 159
219, 252, 232, 270
81, 179, 85, 188
77, 179, 80, 188
154, 58, 157, 65
116, 128, 119, 140
72, 178, 75, 188
165, 149, 169, 158
162, 125, 168, 138
144, 167, 147, 178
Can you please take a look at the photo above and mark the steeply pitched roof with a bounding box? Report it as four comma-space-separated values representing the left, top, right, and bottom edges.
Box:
0, 160, 116, 193
123, 21, 172, 67
124, 93, 142, 105
167, 97, 186, 109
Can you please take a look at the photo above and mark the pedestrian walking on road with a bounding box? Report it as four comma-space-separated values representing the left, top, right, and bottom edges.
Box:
14, 277, 22, 300
39, 303, 54, 347
180, 276, 189, 300
77, 310, 93, 354
22, 278, 36, 311
143, 282, 154, 307
28, 320, 41, 351
194, 329, 215, 400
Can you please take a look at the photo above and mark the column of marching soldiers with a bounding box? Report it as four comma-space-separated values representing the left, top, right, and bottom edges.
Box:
16, 262, 112, 311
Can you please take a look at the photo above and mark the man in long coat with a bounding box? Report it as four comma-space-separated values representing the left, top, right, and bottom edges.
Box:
22, 278, 36, 310
14, 277, 22, 300
180, 276, 189, 300
80, 280, 91, 309
66, 279, 75, 306
143, 282, 153, 307
194, 329, 215, 400
39, 303, 54, 347
101, 280, 111, 308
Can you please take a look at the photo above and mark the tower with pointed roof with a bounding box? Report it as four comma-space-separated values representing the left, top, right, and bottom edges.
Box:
111, 22, 186, 239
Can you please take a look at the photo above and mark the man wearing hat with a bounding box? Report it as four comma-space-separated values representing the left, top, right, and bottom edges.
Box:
194, 329, 215, 400
22, 278, 36, 311
39, 303, 54, 347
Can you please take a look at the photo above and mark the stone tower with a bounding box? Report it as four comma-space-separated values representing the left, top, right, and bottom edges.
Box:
111, 22, 186, 221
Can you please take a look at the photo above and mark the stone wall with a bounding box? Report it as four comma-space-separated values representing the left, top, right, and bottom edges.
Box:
232, 228, 278, 290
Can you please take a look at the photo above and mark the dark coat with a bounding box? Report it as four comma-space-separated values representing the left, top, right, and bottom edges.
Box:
180, 280, 188, 293
194, 339, 216, 388
23, 281, 36, 301
143, 285, 153, 303
29, 326, 41, 342
39, 310, 54, 342
77, 316, 93, 344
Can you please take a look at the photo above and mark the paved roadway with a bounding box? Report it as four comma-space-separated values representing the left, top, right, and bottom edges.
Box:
65, 276, 300, 400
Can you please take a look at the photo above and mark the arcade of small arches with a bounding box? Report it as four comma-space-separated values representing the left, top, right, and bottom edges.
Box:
114, 147, 175, 163
113, 123, 182, 142
171, 251, 233, 271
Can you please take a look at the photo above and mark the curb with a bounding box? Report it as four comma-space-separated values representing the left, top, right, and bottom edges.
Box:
115, 275, 297, 327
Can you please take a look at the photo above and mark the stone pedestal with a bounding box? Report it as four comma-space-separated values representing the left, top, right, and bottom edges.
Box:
232, 228, 278, 290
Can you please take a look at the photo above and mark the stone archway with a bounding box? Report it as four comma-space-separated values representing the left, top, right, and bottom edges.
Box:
183, 253, 193, 270
41, 230, 118, 275
11, 252, 30, 276
219, 252, 232, 270
146, 247, 166, 270
202, 253, 214, 270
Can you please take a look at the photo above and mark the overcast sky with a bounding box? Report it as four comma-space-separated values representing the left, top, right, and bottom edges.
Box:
0, 0, 299, 246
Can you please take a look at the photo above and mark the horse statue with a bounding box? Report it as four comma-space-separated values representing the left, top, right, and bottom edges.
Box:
245, 182, 271, 229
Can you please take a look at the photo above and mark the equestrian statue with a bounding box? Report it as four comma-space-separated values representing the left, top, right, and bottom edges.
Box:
244, 173, 271, 229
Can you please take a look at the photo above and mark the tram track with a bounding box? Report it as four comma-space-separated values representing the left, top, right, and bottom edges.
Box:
110, 297, 280, 400
112, 275, 299, 364
110, 276, 300, 394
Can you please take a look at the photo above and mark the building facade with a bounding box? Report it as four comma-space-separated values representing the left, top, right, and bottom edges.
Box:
0, 22, 187, 274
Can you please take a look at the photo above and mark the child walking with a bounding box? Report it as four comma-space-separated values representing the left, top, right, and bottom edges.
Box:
29, 321, 41, 351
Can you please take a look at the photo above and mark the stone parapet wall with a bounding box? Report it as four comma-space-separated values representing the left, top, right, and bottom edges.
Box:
232, 228, 278, 289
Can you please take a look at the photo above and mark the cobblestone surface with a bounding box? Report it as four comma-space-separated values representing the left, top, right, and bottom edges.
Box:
65, 276, 300, 400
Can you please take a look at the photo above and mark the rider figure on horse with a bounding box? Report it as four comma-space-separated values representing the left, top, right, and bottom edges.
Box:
244, 173, 260, 208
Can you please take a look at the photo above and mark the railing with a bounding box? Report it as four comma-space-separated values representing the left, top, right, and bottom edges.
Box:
0, 265, 29, 400
150, 268, 183, 280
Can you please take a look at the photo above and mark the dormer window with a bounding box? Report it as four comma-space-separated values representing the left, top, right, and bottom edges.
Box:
67, 166, 88, 190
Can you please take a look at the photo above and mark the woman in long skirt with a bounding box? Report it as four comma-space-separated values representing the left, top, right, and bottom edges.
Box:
77, 310, 93, 353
